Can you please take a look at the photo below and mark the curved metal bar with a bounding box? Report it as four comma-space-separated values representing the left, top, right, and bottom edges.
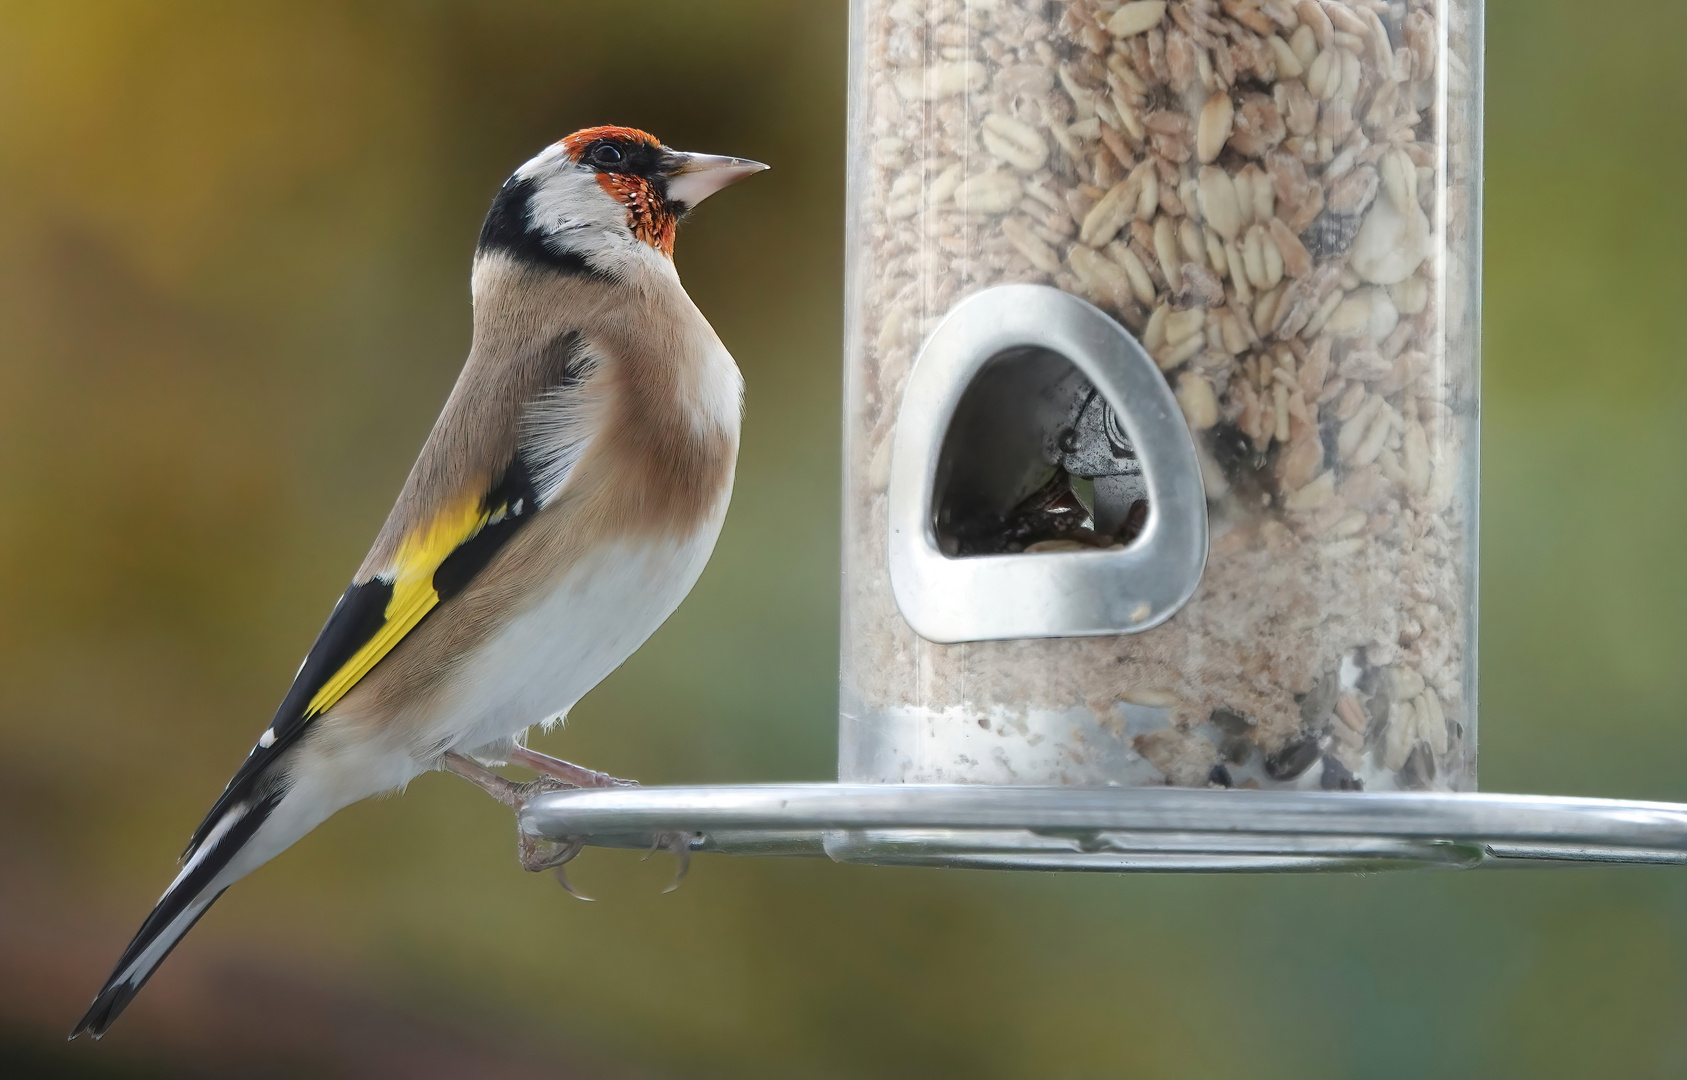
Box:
519, 784, 1687, 873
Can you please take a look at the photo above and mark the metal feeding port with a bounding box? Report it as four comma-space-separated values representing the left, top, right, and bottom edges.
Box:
885, 285, 1208, 643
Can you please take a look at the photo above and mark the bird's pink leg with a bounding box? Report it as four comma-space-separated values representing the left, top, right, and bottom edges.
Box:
441, 752, 526, 807
441, 752, 591, 896
508, 745, 638, 789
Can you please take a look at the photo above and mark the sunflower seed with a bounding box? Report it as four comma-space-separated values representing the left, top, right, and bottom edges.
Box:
1306, 49, 1338, 99
1290, 23, 1319, 66
1197, 91, 1235, 163
1295, 1, 1333, 49
1109, 2, 1169, 38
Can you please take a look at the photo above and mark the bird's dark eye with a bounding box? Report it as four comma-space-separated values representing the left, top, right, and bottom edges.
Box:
590, 143, 624, 166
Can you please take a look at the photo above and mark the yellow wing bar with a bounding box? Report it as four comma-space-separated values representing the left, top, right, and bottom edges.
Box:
304, 496, 490, 718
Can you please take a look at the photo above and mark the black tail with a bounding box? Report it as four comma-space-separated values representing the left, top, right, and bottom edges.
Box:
70, 790, 282, 1039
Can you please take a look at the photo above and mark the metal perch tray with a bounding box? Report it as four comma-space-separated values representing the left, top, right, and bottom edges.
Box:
521, 784, 1687, 873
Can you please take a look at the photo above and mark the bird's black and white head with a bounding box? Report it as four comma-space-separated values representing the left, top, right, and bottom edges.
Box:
476, 125, 766, 278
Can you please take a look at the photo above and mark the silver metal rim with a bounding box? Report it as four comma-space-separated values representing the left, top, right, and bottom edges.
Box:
519, 784, 1687, 873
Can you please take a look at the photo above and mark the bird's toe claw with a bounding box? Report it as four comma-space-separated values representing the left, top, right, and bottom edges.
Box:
551, 863, 594, 901
644, 830, 695, 893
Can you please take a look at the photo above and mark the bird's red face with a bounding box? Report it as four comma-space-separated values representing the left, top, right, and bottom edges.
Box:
561, 126, 681, 255
475, 126, 765, 275
558, 126, 766, 257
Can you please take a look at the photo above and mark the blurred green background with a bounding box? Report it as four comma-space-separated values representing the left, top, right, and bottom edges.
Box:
0, 1, 1684, 1076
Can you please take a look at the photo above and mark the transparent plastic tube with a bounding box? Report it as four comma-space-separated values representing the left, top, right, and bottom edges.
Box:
842, 0, 1481, 792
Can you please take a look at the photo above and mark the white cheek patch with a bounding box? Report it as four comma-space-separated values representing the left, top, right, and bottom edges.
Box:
525, 167, 632, 267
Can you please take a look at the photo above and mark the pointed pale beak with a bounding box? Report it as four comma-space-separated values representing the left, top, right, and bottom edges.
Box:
663, 152, 769, 209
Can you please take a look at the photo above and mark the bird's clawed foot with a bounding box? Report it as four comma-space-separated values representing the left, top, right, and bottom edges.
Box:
443, 753, 595, 898
645, 831, 695, 893
518, 831, 593, 900
443, 751, 691, 895
507, 748, 691, 889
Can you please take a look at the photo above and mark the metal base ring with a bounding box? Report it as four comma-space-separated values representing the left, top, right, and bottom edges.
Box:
519, 784, 1687, 873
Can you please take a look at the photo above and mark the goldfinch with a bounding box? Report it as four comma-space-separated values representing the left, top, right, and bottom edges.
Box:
73, 126, 766, 1038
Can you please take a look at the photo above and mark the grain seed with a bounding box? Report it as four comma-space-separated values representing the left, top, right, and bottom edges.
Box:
1177, 371, 1220, 429
1164, 306, 1207, 346
1284, 469, 1335, 511
1380, 146, 1418, 214
982, 113, 1050, 172
1268, 34, 1304, 79
1068, 245, 1132, 308
1136, 163, 1161, 219
1231, 168, 1256, 226
1109, 240, 1159, 305
1350, 197, 1431, 284
899, 61, 987, 100
1276, 432, 1325, 491
1157, 330, 1207, 371
1386, 278, 1429, 322
1197, 166, 1245, 241
1295, 0, 1332, 49
1154, 215, 1184, 291
1306, 49, 1337, 99
1403, 419, 1431, 494
1109, 2, 1169, 38
1241, 162, 1276, 222
1268, 217, 1312, 278
1179, 217, 1207, 267
1350, 407, 1392, 467
1241, 225, 1270, 289
1260, 224, 1285, 286
1079, 178, 1135, 245
1197, 91, 1235, 163
1290, 24, 1319, 67
1002, 217, 1061, 274
1338, 50, 1362, 105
